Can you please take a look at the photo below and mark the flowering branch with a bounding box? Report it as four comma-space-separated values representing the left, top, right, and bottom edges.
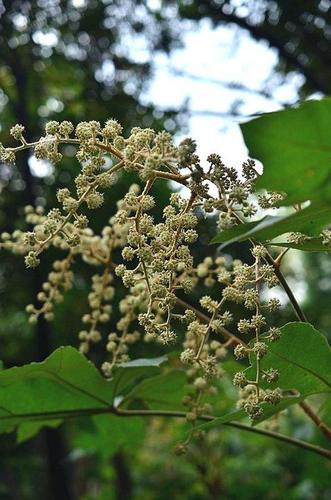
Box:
1, 118, 330, 453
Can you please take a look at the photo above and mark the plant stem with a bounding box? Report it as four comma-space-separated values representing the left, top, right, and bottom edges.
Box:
254, 256, 261, 398
298, 399, 331, 441
113, 407, 331, 460
3, 404, 330, 459
264, 252, 307, 322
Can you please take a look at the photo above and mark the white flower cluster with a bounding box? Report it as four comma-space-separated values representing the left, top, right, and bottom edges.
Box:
1, 119, 287, 419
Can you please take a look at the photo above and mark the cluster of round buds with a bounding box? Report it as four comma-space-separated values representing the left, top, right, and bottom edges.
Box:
287, 232, 310, 245
195, 256, 231, 288
79, 270, 114, 353
114, 183, 200, 345
230, 245, 283, 419
181, 319, 226, 375
237, 314, 266, 334
262, 368, 280, 383
101, 273, 147, 377
233, 371, 248, 389
258, 191, 284, 209
181, 357, 220, 426
0, 206, 46, 258
0, 124, 28, 163
243, 396, 264, 420
236, 384, 282, 420
34, 136, 63, 164
179, 300, 230, 426
25, 251, 41, 269
233, 339, 269, 362
265, 327, 281, 342
10, 124, 26, 141
1, 118, 294, 426
203, 155, 258, 229
26, 256, 74, 323
119, 126, 182, 181
321, 229, 331, 249
102, 330, 140, 377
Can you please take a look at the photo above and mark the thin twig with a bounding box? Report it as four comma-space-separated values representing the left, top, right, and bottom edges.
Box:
264, 252, 307, 322
298, 399, 331, 441
114, 407, 331, 460
2, 404, 330, 459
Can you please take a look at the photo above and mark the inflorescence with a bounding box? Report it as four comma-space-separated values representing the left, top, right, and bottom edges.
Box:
0, 119, 295, 422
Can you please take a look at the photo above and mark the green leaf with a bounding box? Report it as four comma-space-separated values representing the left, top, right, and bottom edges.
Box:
72, 415, 145, 459
17, 420, 62, 444
0, 346, 166, 440
268, 238, 330, 253
211, 203, 331, 248
211, 218, 266, 246
111, 355, 167, 400
244, 322, 331, 424
196, 409, 246, 431
248, 322, 331, 395
195, 395, 304, 432
123, 370, 187, 410
241, 98, 331, 204
197, 322, 331, 431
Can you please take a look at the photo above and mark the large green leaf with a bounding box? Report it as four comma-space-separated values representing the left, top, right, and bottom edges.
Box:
241, 98, 331, 205
195, 396, 303, 433
268, 238, 330, 253
0, 346, 166, 439
123, 370, 188, 410
243, 322, 331, 425
246, 322, 331, 396
211, 218, 265, 246
72, 414, 145, 459
196, 322, 331, 431
211, 203, 331, 248
111, 355, 167, 401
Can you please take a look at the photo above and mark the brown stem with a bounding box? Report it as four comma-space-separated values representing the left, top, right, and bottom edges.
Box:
230, 208, 306, 324
298, 399, 331, 442
4, 404, 330, 459
114, 407, 331, 460
264, 252, 307, 322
